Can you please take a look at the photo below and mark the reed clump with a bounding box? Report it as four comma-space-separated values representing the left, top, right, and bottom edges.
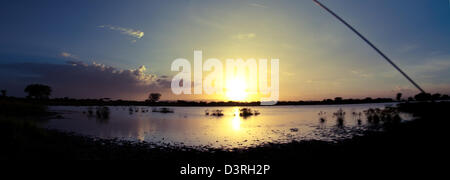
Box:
239, 108, 260, 118
205, 109, 224, 116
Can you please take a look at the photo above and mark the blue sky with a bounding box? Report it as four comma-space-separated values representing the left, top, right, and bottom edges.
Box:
0, 0, 449, 100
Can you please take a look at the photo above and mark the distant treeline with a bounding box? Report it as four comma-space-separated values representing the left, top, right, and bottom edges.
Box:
1, 84, 449, 106
2, 93, 449, 107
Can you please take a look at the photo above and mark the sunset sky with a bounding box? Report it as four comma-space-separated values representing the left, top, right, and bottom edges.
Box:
1, 0, 449, 101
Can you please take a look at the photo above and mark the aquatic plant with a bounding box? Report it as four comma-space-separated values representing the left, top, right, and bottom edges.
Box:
254, 110, 261, 115
239, 108, 260, 118
128, 107, 134, 115
152, 107, 174, 113
87, 107, 94, 116
352, 111, 363, 125
364, 107, 401, 127
318, 111, 327, 123
333, 109, 345, 127
95, 106, 110, 119
211, 109, 224, 116
365, 108, 380, 124
204, 109, 224, 116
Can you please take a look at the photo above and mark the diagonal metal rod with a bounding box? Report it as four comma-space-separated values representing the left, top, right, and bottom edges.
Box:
313, 0, 426, 93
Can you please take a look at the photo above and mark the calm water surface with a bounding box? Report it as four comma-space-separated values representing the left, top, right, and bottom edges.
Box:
42, 103, 409, 149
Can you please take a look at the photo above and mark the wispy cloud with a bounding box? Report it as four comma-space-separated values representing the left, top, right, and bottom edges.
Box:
249, 3, 268, 9
60, 52, 78, 59
98, 25, 144, 41
232, 33, 256, 40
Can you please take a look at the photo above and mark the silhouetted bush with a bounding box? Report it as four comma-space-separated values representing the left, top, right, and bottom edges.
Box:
1, 89, 6, 98
24, 84, 52, 99
414, 92, 431, 101
396, 93, 402, 101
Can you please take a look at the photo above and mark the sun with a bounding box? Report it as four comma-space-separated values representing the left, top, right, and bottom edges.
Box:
225, 78, 248, 101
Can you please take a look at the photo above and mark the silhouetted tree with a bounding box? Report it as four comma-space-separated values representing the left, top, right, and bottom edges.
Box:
431, 93, 441, 100
334, 97, 343, 102
414, 92, 431, 101
24, 84, 52, 99
396, 93, 402, 101
147, 93, 161, 102
0, 89, 5, 97
442, 94, 450, 100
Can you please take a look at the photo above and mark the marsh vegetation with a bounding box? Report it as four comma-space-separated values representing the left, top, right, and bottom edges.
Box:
238, 108, 260, 118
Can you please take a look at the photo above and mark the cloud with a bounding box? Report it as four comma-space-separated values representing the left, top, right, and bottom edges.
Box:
248, 3, 267, 9
60, 52, 78, 59
232, 33, 256, 40
98, 25, 144, 40
0, 61, 171, 100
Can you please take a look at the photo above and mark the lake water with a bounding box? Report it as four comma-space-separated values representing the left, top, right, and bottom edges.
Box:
42, 103, 409, 149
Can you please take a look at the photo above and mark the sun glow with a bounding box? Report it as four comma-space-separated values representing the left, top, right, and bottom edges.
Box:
225, 78, 248, 101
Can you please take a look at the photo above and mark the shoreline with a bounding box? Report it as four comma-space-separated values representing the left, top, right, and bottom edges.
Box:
1, 100, 448, 176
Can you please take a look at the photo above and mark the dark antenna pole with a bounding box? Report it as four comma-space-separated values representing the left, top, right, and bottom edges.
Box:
313, 0, 426, 94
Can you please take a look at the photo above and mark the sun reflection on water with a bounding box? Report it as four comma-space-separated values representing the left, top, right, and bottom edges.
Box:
231, 108, 241, 131
46, 103, 399, 149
